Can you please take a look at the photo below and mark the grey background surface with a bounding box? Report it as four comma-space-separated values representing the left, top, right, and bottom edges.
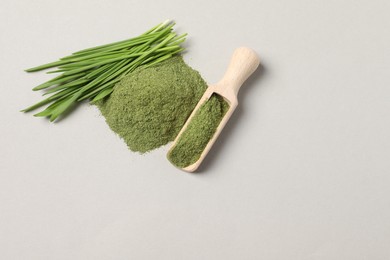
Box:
1, 0, 390, 259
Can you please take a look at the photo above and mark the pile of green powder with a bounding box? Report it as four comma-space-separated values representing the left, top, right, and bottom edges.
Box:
96, 56, 207, 153
167, 94, 230, 168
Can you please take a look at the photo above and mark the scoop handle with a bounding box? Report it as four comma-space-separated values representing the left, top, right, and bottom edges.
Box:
218, 47, 260, 96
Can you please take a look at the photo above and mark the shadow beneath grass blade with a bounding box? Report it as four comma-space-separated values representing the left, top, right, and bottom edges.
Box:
52, 101, 84, 123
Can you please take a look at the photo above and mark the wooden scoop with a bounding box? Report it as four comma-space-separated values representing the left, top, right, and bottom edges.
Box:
168, 47, 260, 172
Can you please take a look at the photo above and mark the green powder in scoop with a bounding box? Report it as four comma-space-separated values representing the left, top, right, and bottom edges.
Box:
167, 94, 230, 168
96, 56, 207, 153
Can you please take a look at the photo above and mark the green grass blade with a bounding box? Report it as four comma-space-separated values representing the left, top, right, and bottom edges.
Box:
25, 60, 69, 72
24, 20, 186, 121
91, 87, 114, 102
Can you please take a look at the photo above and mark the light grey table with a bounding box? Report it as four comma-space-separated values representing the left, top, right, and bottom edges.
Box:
1, 0, 389, 259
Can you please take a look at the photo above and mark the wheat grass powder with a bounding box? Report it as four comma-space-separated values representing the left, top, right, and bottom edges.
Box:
96, 56, 207, 153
